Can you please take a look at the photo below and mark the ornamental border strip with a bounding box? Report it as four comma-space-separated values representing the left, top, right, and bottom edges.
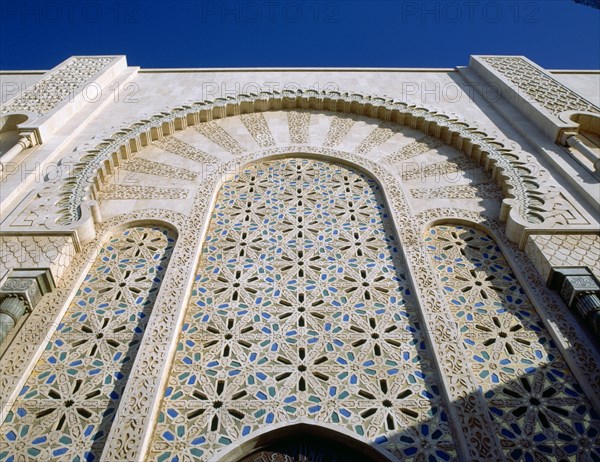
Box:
0, 209, 187, 428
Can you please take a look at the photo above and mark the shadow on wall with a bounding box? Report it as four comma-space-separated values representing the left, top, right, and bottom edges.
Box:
89, 233, 175, 457
214, 354, 600, 462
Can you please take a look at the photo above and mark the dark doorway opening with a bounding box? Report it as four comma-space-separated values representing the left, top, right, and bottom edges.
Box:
237, 433, 381, 462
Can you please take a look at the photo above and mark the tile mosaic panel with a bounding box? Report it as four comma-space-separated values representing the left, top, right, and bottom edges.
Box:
0, 226, 175, 462
425, 225, 600, 462
149, 158, 456, 461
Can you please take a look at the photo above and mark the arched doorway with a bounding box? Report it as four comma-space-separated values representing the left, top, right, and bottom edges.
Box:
214, 422, 395, 462
237, 433, 379, 462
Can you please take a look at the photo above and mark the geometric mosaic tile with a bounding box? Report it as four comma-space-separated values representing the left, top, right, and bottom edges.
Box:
0, 226, 175, 462
149, 159, 456, 461
425, 225, 600, 462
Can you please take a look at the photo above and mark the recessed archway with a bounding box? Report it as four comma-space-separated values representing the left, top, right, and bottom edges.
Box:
213, 422, 397, 462
146, 156, 456, 461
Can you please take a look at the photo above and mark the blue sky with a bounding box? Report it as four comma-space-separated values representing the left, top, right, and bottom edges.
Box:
1, 0, 599, 70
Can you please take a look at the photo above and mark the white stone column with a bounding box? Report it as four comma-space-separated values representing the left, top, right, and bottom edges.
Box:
0, 131, 38, 176
0, 297, 27, 344
0, 269, 55, 345
565, 134, 600, 171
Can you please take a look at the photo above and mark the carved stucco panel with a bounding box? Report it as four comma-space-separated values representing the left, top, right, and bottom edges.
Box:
93, 147, 503, 461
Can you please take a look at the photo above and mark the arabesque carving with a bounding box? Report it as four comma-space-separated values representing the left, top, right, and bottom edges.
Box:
1, 57, 114, 116
42, 91, 587, 239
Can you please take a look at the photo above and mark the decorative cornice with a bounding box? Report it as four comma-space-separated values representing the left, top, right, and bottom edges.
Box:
0, 56, 126, 143
480, 56, 599, 117
470, 55, 600, 142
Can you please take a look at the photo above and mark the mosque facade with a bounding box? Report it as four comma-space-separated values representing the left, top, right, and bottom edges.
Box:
0, 55, 599, 461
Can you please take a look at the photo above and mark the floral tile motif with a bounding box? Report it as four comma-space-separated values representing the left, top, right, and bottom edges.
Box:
0, 226, 175, 462
149, 158, 456, 461
425, 225, 600, 462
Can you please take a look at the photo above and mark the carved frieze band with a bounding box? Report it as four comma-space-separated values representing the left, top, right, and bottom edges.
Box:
410, 182, 502, 199
195, 121, 247, 155
400, 156, 478, 182
353, 124, 397, 155
153, 136, 219, 164
120, 158, 198, 181
323, 115, 356, 147
288, 111, 311, 144
240, 112, 276, 147
8, 90, 589, 241
98, 184, 190, 200
382, 136, 445, 165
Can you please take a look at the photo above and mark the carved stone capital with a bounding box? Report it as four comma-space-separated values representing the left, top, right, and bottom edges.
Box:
0, 268, 55, 312
0, 298, 27, 343
550, 267, 600, 306
549, 267, 600, 336
17, 129, 42, 147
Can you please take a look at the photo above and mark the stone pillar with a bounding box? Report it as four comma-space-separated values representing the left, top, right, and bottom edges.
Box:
561, 131, 600, 175
576, 294, 600, 335
0, 269, 55, 346
0, 298, 27, 344
549, 267, 600, 338
0, 130, 39, 176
